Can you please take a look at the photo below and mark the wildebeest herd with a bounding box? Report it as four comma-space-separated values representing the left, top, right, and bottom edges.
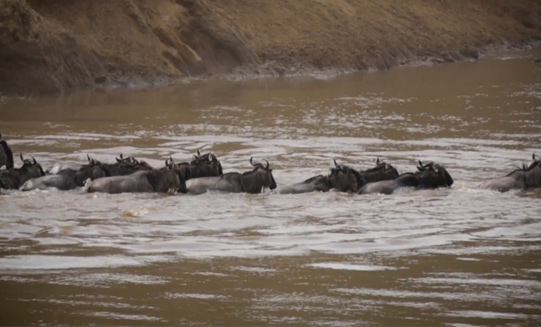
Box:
1, 133, 540, 195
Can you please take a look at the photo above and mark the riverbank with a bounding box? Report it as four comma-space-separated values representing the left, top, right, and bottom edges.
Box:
1, 0, 541, 96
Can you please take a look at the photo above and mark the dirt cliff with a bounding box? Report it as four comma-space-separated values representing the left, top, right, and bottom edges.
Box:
1, 0, 540, 96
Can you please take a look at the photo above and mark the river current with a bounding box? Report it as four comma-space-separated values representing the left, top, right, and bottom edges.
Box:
0, 48, 540, 326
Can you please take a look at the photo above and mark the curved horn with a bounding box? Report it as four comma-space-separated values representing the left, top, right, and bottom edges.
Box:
250, 157, 255, 167
418, 160, 423, 167
31, 156, 37, 165
197, 149, 201, 157
20, 153, 24, 162
210, 153, 216, 162
264, 159, 269, 169
334, 159, 339, 168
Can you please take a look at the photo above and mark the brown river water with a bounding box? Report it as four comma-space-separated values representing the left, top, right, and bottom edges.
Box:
1, 48, 541, 326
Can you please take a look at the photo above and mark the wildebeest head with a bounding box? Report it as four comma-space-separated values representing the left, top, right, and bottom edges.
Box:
328, 159, 366, 192
523, 153, 541, 189
157, 157, 187, 193
415, 160, 454, 188
0, 132, 14, 170
19, 153, 46, 178
241, 157, 277, 193
359, 157, 400, 183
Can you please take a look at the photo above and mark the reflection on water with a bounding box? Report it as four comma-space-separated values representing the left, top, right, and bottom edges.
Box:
0, 48, 541, 326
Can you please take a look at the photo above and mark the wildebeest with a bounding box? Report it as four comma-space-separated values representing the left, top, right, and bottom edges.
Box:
100, 154, 154, 176
186, 157, 276, 194
359, 158, 399, 183
186, 151, 223, 179
328, 160, 366, 193
86, 158, 187, 194
21, 156, 108, 191
277, 175, 332, 194
0, 154, 46, 189
0, 132, 14, 170
481, 154, 541, 192
358, 160, 453, 195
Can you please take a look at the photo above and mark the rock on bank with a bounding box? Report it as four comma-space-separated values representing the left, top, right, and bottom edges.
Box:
1, 0, 540, 95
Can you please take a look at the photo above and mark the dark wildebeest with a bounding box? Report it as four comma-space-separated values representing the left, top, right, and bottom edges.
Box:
101, 154, 154, 176
277, 175, 332, 194
278, 159, 394, 194
359, 158, 399, 183
186, 157, 276, 194
328, 160, 366, 193
0, 132, 14, 170
21, 155, 108, 191
0, 154, 46, 190
359, 160, 453, 195
185, 150, 223, 179
86, 158, 187, 194
21, 154, 153, 191
481, 154, 541, 192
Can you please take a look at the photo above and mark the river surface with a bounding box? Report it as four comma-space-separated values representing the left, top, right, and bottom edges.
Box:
1, 48, 541, 326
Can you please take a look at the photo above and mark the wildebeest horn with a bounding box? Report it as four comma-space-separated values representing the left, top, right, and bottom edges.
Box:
197, 149, 201, 157
20, 153, 24, 162
334, 159, 339, 168
264, 159, 269, 169
376, 157, 380, 165
31, 156, 36, 165
210, 153, 216, 162
418, 160, 423, 167
250, 157, 255, 166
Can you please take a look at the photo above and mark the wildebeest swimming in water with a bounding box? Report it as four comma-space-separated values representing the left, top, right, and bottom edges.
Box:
358, 160, 454, 195
87, 158, 187, 194
21, 154, 153, 191
277, 175, 332, 194
277, 159, 393, 194
180, 150, 223, 180
0, 154, 46, 190
328, 160, 366, 193
186, 157, 276, 194
0, 132, 14, 170
481, 154, 541, 192
21, 155, 108, 191
358, 158, 399, 183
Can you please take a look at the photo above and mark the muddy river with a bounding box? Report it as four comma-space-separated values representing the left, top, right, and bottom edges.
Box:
1, 48, 541, 326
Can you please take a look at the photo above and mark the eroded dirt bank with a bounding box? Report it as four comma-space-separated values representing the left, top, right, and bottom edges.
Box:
1, 0, 541, 96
